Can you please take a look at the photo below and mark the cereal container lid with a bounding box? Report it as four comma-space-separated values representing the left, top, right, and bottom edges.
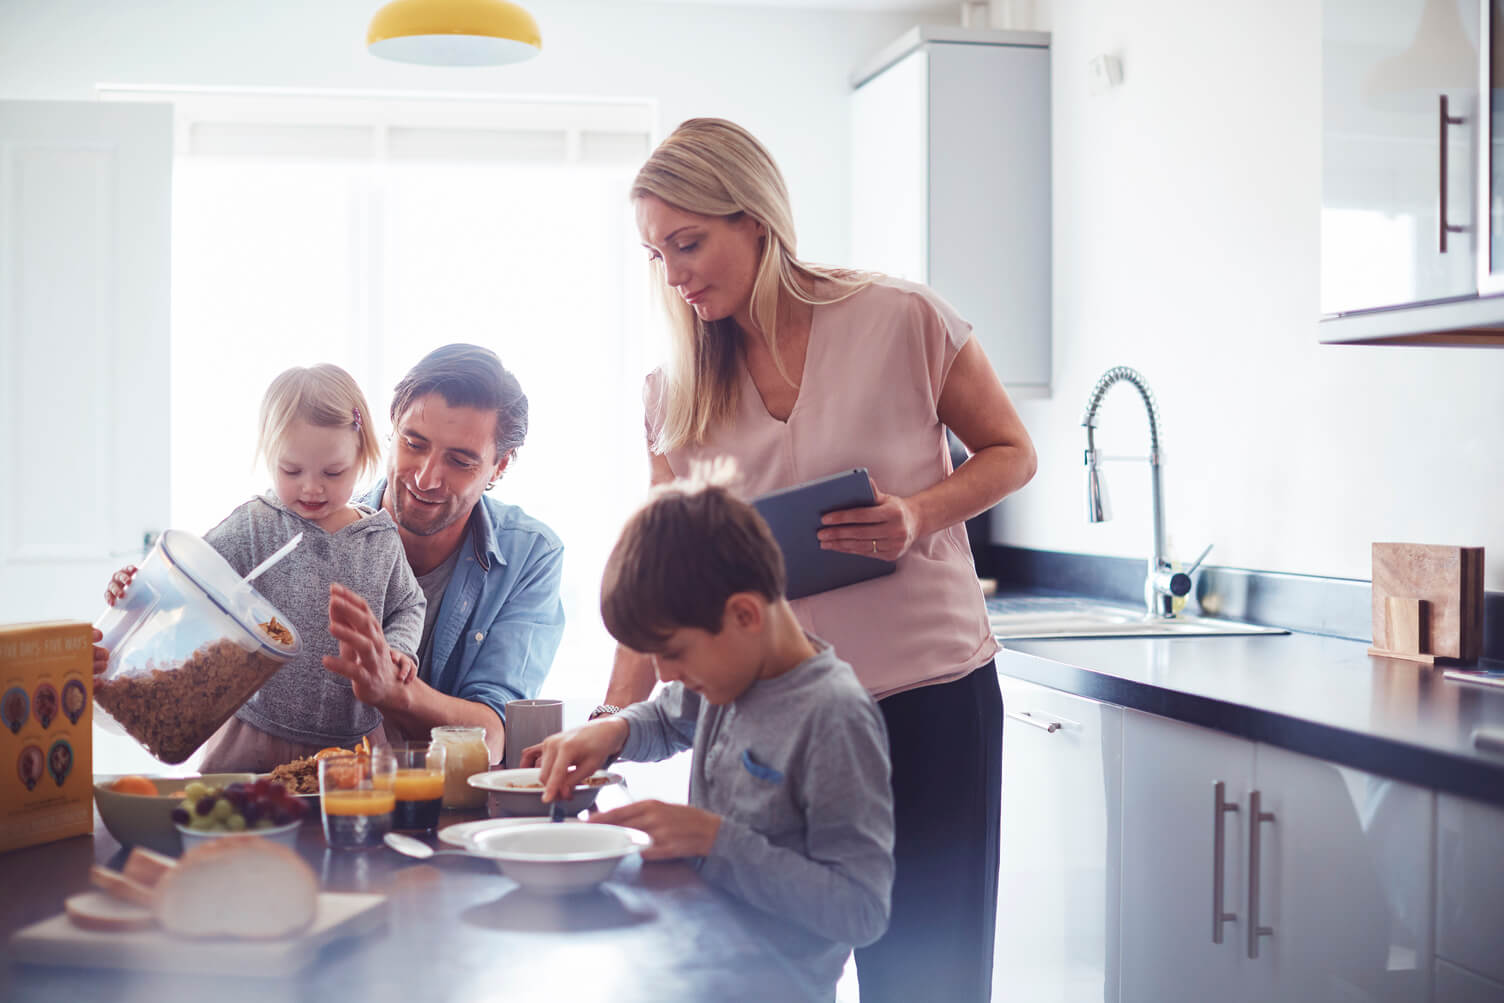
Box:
155, 531, 302, 661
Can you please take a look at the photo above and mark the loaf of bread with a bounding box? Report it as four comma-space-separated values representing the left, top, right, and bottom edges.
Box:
152, 837, 318, 939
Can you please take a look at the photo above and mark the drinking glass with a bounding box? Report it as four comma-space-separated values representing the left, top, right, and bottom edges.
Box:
319, 748, 396, 850
388, 741, 446, 833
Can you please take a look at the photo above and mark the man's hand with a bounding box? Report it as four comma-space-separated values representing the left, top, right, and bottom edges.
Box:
91, 628, 109, 676
323, 582, 407, 709
525, 720, 630, 803
590, 801, 722, 861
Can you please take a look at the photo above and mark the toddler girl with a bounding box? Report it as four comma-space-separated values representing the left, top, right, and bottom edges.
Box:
104, 364, 424, 772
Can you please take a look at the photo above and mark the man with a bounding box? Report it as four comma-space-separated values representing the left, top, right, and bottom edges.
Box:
324, 344, 565, 763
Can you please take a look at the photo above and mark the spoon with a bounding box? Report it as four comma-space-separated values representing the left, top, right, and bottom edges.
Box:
244, 532, 303, 584
383, 832, 483, 861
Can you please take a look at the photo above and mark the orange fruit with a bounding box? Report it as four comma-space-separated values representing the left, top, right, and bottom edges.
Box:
110, 775, 160, 796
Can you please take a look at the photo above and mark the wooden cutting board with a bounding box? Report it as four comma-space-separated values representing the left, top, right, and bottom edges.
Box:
1370, 543, 1484, 662
9, 892, 387, 977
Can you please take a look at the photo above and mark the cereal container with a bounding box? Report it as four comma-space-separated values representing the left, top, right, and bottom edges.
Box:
92, 530, 302, 764
1, 620, 94, 852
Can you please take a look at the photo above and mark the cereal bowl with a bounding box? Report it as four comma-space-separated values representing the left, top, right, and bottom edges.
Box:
93, 773, 256, 855
467, 767, 622, 818
466, 822, 650, 894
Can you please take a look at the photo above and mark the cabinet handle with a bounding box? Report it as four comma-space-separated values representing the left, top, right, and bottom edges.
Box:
1247, 789, 1276, 959
1211, 781, 1239, 944
1440, 94, 1467, 253
1005, 709, 1062, 733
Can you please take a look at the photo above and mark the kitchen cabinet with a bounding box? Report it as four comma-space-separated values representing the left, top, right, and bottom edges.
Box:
1321, 0, 1504, 345
1119, 709, 1433, 1002
1436, 794, 1504, 986
850, 27, 1052, 393
994, 677, 1121, 1002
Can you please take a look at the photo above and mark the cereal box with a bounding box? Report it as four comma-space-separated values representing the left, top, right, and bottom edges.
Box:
0, 621, 93, 853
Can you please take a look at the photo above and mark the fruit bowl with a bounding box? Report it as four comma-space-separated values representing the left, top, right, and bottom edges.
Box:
466, 822, 650, 894
93, 773, 256, 855
176, 818, 301, 852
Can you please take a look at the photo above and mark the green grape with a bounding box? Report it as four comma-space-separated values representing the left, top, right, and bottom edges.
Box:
183, 782, 207, 801
190, 813, 215, 831
225, 814, 247, 831
210, 798, 234, 821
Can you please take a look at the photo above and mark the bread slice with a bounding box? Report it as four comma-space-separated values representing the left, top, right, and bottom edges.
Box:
121, 845, 177, 888
65, 890, 156, 932
90, 864, 160, 908
154, 837, 318, 940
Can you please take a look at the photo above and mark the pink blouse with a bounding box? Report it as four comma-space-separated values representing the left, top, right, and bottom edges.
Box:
644, 276, 999, 699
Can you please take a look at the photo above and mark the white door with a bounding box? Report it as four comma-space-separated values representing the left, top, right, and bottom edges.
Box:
1120, 709, 1258, 1003
0, 100, 172, 624
995, 677, 1123, 1003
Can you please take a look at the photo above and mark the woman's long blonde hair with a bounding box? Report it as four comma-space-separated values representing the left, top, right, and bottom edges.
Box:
633, 118, 870, 452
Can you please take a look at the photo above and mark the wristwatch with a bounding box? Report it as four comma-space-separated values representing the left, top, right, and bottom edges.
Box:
588, 704, 622, 721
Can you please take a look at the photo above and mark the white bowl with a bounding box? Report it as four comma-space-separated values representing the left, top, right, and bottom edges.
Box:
467, 767, 622, 818
466, 822, 650, 894
176, 819, 301, 852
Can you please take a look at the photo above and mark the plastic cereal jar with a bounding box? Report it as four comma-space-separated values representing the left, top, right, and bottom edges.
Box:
430, 725, 489, 810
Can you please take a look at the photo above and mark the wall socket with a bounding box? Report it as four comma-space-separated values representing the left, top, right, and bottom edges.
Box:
1088, 54, 1123, 95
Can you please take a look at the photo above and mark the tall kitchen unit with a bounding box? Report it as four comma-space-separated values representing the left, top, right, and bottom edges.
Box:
849, 26, 1052, 397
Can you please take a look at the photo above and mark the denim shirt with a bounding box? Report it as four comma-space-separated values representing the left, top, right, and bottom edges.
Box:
361, 480, 565, 723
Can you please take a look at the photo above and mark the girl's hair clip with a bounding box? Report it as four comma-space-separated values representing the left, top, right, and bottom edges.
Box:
352, 406, 363, 432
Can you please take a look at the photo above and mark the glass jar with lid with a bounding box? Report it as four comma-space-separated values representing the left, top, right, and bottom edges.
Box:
430, 725, 490, 809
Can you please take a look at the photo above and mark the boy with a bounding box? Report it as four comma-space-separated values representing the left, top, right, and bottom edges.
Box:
529, 479, 895, 997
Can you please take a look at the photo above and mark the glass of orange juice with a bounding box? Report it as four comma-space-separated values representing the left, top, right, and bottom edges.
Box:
387, 741, 446, 832
319, 748, 396, 850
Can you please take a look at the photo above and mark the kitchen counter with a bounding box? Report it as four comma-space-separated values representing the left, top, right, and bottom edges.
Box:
0, 813, 820, 1003
990, 595, 1504, 807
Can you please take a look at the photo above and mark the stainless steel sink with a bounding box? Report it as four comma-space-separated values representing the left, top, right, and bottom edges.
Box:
987, 597, 1287, 640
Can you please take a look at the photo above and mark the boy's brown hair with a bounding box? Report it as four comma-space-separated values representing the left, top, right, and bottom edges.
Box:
601, 480, 786, 653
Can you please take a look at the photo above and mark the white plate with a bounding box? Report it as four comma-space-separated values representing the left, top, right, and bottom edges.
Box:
436, 816, 580, 848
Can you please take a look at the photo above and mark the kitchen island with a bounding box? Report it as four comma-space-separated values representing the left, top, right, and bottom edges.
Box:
0, 812, 822, 1003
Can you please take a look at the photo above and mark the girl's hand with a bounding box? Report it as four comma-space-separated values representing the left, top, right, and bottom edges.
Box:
589, 800, 722, 860
91, 628, 109, 676
103, 566, 136, 606
527, 719, 631, 804
817, 479, 921, 562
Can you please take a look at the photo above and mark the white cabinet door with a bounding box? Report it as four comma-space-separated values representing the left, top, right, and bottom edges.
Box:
849, 48, 927, 285
1251, 744, 1434, 1003
1120, 710, 1258, 1003
0, 101, 172, 622
994, 676, 1122, 1003
1437, 794, 1504, 986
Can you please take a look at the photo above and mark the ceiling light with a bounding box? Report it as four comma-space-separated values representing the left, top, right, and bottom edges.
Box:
367, 0, 542, 67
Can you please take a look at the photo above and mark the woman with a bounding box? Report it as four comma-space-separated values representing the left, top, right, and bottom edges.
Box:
597, 118, 1036, 1002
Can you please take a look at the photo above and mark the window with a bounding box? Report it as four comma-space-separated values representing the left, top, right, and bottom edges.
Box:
105, 88, 660, 737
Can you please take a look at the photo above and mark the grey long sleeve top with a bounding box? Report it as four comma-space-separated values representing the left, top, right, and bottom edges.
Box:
617, 638, 895, 996
205, 492, 425, 747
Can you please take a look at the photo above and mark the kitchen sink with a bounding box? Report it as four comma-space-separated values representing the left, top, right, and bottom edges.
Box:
987, 596, 1287, 641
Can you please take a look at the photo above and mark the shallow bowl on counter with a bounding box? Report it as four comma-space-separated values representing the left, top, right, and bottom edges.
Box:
466, 822, 650, 894
467, 767, 622, 818
93, 773, 256, 855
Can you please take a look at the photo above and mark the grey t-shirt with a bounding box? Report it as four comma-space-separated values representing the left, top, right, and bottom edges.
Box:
414, 545, 462, 681
617, 638, 895, 997
205, 493, 425, 747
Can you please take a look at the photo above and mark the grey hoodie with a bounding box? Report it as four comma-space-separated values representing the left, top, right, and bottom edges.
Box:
205, 492, 424, 747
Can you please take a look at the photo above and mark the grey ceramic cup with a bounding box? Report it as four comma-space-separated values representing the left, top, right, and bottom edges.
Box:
502, 699, 565, 770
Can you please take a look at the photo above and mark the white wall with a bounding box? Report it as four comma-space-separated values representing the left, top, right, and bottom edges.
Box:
1001, 0, 1504, 590
0, 0, 932, 266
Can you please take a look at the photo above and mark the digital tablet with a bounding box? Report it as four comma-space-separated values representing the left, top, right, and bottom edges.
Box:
751, 468, 897, 601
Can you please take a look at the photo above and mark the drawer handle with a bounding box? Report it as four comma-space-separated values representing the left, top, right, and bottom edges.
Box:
1005, 709, 1062, 733
1211, 781, 1239, 945
1247, 789, 1276, 959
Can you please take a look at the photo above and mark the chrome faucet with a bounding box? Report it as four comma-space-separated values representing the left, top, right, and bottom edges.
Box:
1082, 366, 1207, 617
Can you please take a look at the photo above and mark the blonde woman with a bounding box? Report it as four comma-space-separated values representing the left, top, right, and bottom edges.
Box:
596, 119, 1036, 1002
102, 364, 425, 772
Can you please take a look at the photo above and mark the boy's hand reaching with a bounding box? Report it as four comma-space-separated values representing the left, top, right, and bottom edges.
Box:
590, 801, 722, 861
525, 720, 630, 803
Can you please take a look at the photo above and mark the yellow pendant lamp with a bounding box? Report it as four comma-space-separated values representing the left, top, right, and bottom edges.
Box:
367, 0, 541, 66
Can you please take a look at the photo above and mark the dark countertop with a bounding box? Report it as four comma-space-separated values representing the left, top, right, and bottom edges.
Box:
0, 813, 819, 1003
990, 596, 1504, 808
